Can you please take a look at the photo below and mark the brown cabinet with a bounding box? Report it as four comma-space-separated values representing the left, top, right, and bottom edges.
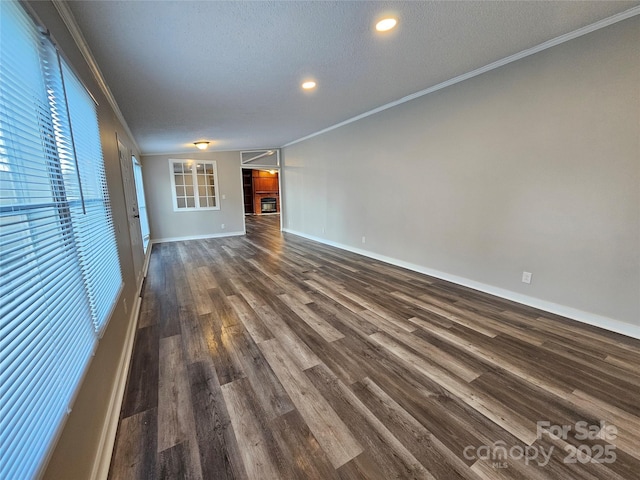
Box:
254, 176, 278, 193
242, 169, 254, 214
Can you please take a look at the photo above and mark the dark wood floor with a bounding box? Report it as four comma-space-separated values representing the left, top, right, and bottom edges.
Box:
109, 214, 640, 480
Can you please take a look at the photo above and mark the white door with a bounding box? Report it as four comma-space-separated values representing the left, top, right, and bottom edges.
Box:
118, 137, 144, 285
132, 156, 150, 252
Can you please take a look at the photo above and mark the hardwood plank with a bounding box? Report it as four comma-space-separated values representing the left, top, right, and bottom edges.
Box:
157, 245, 183, 337
220, 378, 285, 479
411, 293, 499, 337
412, 321, 575, 399
254, 302, 322, 369
185, 267, 214, 316
158, 441, 198, 480
304, 278, 368, 315
209, 286, 242, 330
247, 257, 314, 304
108, 408, 157, 480
308, 335, 369, 385
409, 326, 489, 381
270, 409, 340, 480
367, 313, 482, 382
305, 363, 434, 479
533, 314, 640, 354
278, 293, 345, 342
188, 361, 248, 480
357, 307, 417, 334
208, 315, 246, 385
351, 377, 479, 480
222, 324, 295, 420
258, 338, 364, 468
120, 325, 158, 418
200, 244, 241, 296
226, 294, 274, 344
138, 249, 159, 329
305, 294, 379, 337
312, 270, 416, 327
357, 371, 489, 468
225, 280, 324, 369
370, 331, 539, 445
336, 450, 413, 480
568, 389, 640, 449
196, 265, 219, 290
178, 304, 210, 364
494, 333, 639, 416
336, 330, 446, 399
157, 335, 202, 478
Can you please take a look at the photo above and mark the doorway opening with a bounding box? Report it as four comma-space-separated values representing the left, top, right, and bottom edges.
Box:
240, 149, 282, 233
242, 168, 280, 216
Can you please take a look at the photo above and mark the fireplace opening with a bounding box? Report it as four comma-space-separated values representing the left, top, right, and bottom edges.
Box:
261, 197, 277, 213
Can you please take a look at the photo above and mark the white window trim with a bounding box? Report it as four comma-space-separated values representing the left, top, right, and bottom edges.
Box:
169, 158, 221, 212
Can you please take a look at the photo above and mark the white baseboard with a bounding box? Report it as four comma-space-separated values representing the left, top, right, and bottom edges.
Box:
90, 294, 142, 480
282, 228, 640, 340
151, 230, 245, 244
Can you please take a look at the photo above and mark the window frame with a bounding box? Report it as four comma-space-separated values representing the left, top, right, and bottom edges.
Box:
168, 158, 220, 212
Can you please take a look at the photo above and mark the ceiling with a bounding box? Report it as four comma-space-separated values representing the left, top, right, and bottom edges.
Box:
66, 1, 639, 155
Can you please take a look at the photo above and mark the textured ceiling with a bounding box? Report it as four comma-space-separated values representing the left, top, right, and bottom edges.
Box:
67, 1, 639, 154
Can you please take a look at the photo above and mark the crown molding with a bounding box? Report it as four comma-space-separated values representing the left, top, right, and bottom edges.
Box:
52, 0, 141, 154
283, 6, 640, 148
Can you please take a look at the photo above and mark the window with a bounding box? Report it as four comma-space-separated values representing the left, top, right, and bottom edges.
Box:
0, 2, 122, 478
169, 159, 220, 211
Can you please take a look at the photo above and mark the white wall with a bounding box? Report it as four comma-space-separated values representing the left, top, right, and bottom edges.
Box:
282, 17, 640, 331
142, 151, 245, 241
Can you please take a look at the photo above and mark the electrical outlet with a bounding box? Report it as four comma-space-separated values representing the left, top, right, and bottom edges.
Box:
522, 271, 532, 284
222, 194, 226, 200
221, 223, 225, 229
362, 236, 366, 244
321, 227, 325, 234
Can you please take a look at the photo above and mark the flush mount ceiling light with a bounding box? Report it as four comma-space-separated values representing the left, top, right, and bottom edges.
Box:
194, 141, 210, 150
302, 81, 317, 90
375, 17, 397, 32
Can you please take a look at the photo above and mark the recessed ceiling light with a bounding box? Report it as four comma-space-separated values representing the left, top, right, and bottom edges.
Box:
376, 18, 397, 32
302, 81, 317, 90
194, 141, 209, 150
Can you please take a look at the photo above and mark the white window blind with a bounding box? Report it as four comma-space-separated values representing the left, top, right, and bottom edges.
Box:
60, 61, 122, 333
0, 2, 122, 478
